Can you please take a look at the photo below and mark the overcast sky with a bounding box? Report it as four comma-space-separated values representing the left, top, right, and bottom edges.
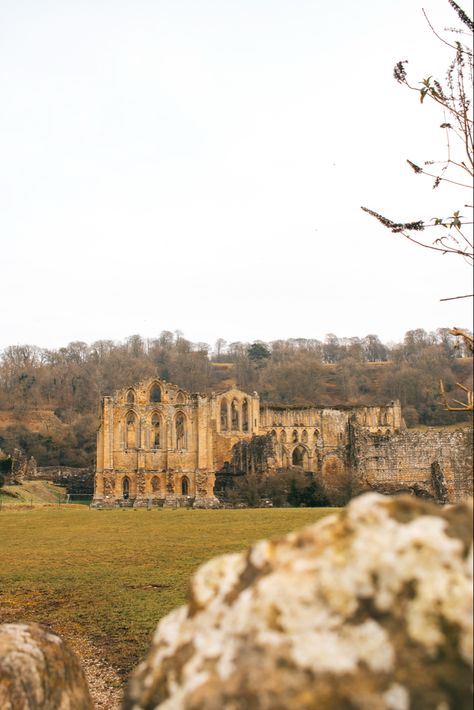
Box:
1, 0, 472, 351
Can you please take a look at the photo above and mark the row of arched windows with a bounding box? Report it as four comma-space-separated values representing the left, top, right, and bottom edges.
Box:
126, 384, 187, 406
270, 428, 320, 444
121, 475, 190, 499
220, 398, 249, 432
123, 411, 187, 450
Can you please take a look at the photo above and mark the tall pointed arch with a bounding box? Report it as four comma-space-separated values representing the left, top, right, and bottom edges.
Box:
126, 411, 137, 449
220, 398, 229, 431
231, 399, 240, 430
175, 412, 186, 449
122, 476, 130, 499
151, 412, 161, 448
150, 383, 162, 403
242, 399, 249, 432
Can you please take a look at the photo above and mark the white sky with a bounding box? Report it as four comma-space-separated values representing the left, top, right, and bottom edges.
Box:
0, 0, 472, 351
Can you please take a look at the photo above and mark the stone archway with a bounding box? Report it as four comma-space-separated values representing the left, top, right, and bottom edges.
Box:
292, 445, 307, 468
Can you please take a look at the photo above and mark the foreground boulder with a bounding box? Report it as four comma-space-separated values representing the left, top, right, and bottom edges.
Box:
125, 493, 473, 710
0, 623, 93, 710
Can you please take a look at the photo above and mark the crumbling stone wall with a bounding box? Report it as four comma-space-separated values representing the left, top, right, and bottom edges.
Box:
351, 425, 473, 503
33, 466, 94, 494
4, 448, 37, 485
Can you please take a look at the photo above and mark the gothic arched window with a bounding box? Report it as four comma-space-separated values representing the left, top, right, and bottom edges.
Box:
181, 476, 189, 496
150, 384, 162, 403
122, 477, 130, 499
126, 412, 136, 448
231, 399, 239, 430
220, 399, 228, 431
242, 399, 249, 432
151, 414, 161, 448
126, 389, 135, 404
176, 413, 186, 449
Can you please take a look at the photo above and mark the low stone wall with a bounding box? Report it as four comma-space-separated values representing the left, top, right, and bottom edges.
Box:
351, 426, 473, 503
32, 466, 94, 494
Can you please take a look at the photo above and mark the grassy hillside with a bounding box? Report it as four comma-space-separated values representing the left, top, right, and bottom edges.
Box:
0, 479, 67, 507
0, 506, 335, 677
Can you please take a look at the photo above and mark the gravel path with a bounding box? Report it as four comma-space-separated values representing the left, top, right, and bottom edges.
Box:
65, 631, 124, 710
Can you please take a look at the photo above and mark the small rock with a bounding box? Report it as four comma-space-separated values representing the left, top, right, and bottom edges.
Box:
0, 623, 93, 709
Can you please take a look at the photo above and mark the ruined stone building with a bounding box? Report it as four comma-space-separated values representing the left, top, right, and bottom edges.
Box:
92, 376, 472, 507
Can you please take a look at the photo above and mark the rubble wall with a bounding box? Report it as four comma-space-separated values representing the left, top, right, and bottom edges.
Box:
351, 426, 473, 503
31, 466, 94, 494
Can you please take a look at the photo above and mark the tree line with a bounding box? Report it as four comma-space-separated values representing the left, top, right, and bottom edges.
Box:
0, 328, 471, 467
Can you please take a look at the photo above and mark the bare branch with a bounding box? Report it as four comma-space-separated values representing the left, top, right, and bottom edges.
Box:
439, 294, 474, 300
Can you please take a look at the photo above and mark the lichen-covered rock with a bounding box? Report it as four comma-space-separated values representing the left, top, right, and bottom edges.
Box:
124, 493, 473, 710
0, 623, 93, 710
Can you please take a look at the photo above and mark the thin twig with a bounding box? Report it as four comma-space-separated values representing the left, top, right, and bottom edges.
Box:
439, 293, 474, 300
422, 8, 459, 50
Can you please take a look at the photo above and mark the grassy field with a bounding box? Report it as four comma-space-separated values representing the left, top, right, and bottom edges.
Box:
0, 505, 336, 677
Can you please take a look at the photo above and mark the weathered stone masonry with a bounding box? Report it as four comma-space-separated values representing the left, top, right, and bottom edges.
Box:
92, 376, 472, 507
351, 426, 473, 503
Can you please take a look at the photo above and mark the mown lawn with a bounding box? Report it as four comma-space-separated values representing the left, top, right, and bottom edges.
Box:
0, 506, 336, 676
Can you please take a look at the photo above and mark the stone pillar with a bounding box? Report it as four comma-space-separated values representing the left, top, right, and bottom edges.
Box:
197, 396, 209, 471
188, 395, 219, 508
92, 397, 115, 507
103, 397, 114, 471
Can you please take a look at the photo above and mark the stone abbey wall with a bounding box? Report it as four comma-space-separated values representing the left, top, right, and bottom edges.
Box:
93, 376, 472, 507
351, 426, 473, 503
93, 378, 260, 508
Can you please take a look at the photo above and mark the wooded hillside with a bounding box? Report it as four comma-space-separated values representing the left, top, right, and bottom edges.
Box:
0, 328, 471, 466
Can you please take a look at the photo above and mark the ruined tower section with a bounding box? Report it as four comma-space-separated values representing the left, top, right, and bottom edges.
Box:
259, 401, 404, 491
260, 405, 348, 477
350, 416, 473, 503
209, 388, 260, 471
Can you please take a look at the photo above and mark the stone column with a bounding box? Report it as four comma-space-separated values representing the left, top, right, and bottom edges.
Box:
92, 396, 116, 507
192, 396, 220, 509
102, 397, 114, 472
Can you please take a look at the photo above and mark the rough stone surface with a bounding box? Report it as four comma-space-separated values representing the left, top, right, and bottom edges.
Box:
124, 493, 473, 710
5, 448, 36, 484
0, 623, 93, 709
352, 427, 473, 503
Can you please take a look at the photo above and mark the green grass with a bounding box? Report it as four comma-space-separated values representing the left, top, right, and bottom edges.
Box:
0, 506, 336, 676
0, 479, 67, 507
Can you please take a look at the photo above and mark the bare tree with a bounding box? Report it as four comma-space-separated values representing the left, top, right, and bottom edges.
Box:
362, 1, 473, 278
362, 1, 473, 412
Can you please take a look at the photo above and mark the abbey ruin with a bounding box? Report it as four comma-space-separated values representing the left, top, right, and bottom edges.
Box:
93, 377, 473, 507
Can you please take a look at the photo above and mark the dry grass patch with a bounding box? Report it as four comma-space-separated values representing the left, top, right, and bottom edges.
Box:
0, 480, 68, 507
